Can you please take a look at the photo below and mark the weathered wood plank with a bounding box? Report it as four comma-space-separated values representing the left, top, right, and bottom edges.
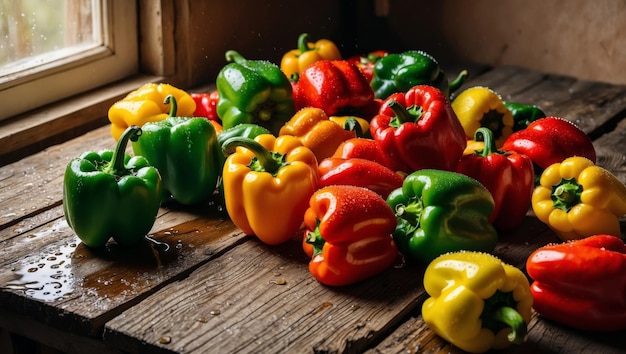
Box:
593, 116, 626, 183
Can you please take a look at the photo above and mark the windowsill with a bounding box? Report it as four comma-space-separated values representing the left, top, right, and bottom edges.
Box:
0, 74, 163, 166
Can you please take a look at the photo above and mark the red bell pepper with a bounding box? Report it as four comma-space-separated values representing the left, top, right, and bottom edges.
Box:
331, 137, 396, 171
346, 50, 389, 83
302, 185, 399, 286
456, 127, 534, 231
317, 157, 403, 198
293, 59, 379, 118
369, 85, 467, 174
191, 90, 220, 121
526, 235, 626, 331
501, 117, 596, 175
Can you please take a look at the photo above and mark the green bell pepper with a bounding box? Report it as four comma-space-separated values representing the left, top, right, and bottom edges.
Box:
386, 169, 498, 263
504, 101, 546, 132
132, 95, 223, 205
216, 50, 296, 135
370, 50, 467, 100
63, 126, 162, 248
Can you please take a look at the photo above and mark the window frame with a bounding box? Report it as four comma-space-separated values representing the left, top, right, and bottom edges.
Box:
0, 0, 139, 121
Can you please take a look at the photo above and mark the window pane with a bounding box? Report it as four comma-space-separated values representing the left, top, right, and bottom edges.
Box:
0, 0, 102, 77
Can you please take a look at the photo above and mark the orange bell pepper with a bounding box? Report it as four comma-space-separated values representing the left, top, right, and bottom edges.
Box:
280, 33, 342, 78
221, 134, 318, 245
302, 185, 399, 286
279, 107, 356, 161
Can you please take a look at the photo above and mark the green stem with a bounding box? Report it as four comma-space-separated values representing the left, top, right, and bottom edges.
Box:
394, 198, 423, 227
552, 179, 583, 211
449, 69, 468, 94
492, 306, 527, 345
297, 33, 311, 53
225, 50, 246, 64
342, 117, 364, 137
107, 125, 142, 176
221, 137, 281, 175
388, 100, 423, 127
474, 127, 498, 156
164, 94, 177, 117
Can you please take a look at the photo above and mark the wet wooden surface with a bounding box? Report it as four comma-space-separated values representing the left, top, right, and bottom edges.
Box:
1, 64, 625, 354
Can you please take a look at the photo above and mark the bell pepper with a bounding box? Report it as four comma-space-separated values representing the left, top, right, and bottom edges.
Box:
63, 126, 162, 248
452, 86, 514, 148
279, 107, 357, 161
221, 134, 318, 245
131, 95, 223, 205
217, 123, 270, 148
302, 185, 398, 286
346, 50, 388, 83
191, 90, 220, 122
280, 33, 342, 78
293, 59, 378, 118
386, 169, 497, 263
504, 101, 545, 132
369, 85, 467, 174
370, 50, 467, 99
502, 117, 596, 175
422, 251, 532, 353
526, 234, 626, 332
108, 83, 196, 141
331, 137, 396, 171
216, 50, 296, 136
456, 127, 534, 231
317, 157, 403, 199
329, 115, 371, 138
531, 156, 626, 241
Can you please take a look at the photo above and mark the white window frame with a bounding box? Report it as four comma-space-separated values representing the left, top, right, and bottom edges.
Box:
0, 0, 138, 121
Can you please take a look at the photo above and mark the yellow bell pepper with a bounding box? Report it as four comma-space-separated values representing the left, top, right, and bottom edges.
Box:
280, 33, 342, 78
422, 251, 532, 354
279, 107, 356, 161
221, 134, 318, 245
532, 156, 626, 241
108, 83, 196, 140
452, 86, 514, 148
329, 115, 370, 138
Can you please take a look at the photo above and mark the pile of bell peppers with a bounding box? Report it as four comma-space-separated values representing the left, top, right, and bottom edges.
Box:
61, 33, 626, 352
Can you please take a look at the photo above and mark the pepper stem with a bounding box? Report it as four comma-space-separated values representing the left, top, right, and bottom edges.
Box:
164, 94, 177, 117
552, 178, 583, 211
449, 69, 468, 94
342, 117, 364, 137
394, 198, 423, 227
297, 33, 311, 53
107, 125, 142, 176
221, 137, 282, 175
492, 306, 527, 345
225, 50, 246, 64
388, 100, 423, 128
474, 127, 498, 156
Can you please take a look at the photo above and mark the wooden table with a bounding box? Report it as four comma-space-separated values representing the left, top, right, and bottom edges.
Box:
1, 65, 625, 354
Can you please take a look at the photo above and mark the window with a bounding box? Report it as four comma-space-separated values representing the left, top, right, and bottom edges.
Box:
0, 0, 137, 121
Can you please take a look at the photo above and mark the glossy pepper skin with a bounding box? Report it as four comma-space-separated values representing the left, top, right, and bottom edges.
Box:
280, 33, 342, 78
217, 123, 270, 148
131, 95, 223, 205
423, 251, 532, 353
370, 50, 467, 100
526, 235, 626, 332
370, 85, 467, 174
279, 107, 356, 162
191, 90, 220, 122
504, 101, 546, 132
108, 83, 196, 141
452, 86, 514, 148
386, 169, 497, 263
216, 50, 296, 136
317, 157, 403, 199
456, 128, 534, 231
532, 156, 626, 241
329, 115, 371, 138
293, 59, 378, 118
346, 50, 388, 83
63, 126, 162, 248
502, 117, 596, 174
222, 134, 318, 245
303, 185, 398, 286
331, 137, 396, 171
